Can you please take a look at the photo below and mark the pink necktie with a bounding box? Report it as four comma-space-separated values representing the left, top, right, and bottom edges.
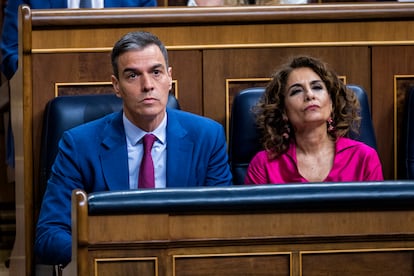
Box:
138, 134, 156, 188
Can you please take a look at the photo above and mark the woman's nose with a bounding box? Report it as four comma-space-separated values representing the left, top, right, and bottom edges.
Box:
304, 88, 315, 101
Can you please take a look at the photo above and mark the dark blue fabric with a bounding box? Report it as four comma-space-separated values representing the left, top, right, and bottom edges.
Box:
347, 84, 377, 150
229, 87, 263, 185
87, 181, 414, 215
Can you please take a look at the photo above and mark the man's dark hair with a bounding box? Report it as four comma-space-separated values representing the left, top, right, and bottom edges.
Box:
111, 31, 169, 78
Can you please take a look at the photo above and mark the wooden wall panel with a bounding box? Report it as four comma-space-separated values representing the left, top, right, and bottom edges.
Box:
173, 254, 290, 276
87, 248, 170, 276
301, 250, 414, 276
168, 50, 203, 115
95, 258, 157, 276
372, 46, 414, 180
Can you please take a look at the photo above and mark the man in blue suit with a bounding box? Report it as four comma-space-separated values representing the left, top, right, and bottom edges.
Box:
0, 0, 157, 80
34, 31, 233, 266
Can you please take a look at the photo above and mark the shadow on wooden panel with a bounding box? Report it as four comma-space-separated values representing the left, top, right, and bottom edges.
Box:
394, 76, 414, 179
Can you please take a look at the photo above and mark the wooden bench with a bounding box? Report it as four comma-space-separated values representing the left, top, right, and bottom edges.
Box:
71, 182, 414, 275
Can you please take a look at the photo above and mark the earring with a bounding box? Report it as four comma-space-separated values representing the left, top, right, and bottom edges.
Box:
327, 117, 335, 132
282, 118, 290, 140
282, 128, 290, 140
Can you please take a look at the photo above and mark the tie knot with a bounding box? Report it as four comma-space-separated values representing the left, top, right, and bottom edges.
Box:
143, 134, 156, 153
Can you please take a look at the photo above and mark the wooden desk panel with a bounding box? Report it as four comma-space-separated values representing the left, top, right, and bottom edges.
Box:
72, 190, 414, 276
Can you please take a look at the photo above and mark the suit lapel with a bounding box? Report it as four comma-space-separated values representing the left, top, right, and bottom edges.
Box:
50, 0, 68, 8
166, 109, 194, 187
99, 112, 130, 191
103, 0, 124, 7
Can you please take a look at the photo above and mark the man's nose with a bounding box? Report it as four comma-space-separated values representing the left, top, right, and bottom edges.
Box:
141, 74, 154, 92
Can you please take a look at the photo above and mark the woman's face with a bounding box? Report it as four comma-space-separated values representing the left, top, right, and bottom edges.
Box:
283, 67, 332, 132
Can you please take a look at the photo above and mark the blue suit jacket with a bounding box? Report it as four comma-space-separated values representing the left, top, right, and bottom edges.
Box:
0, 0, 157, 79
34, 108, 232, 265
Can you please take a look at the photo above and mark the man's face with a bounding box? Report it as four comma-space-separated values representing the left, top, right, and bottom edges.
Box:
111, 45, 172, 131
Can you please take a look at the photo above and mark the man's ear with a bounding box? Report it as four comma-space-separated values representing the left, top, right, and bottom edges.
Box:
111, 75, 121, 98
168, 67, 173, 90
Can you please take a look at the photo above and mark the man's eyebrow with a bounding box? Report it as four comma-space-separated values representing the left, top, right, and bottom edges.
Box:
122, 63, 164, 74
122, 67, 136, 73
152, 63, 164, 70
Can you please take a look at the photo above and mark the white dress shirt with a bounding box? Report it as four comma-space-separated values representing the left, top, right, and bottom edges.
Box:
123, 112, 167, 189
68, 0, 104, 8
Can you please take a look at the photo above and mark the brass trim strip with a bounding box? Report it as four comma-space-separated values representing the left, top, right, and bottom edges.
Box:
31, 40, 414, 54
54, 81, 112, 97
300, 247, 414, 255
54, 80, 179, 98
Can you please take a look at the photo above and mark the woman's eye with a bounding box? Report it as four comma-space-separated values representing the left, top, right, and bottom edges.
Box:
312, 84, 323, 90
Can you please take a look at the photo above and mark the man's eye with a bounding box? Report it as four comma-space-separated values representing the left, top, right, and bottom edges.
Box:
128, 73, 137, 79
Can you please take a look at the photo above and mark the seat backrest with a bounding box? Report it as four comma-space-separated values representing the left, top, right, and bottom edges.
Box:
229, 85, 377, 185
346, 84, 377, 150
39, 93, 180, 201
229, 87, 264, 185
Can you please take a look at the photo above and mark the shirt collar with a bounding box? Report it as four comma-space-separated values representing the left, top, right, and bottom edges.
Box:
287, 136, 357, 161
335, 137, 358, 153
123, 112, 167, 146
